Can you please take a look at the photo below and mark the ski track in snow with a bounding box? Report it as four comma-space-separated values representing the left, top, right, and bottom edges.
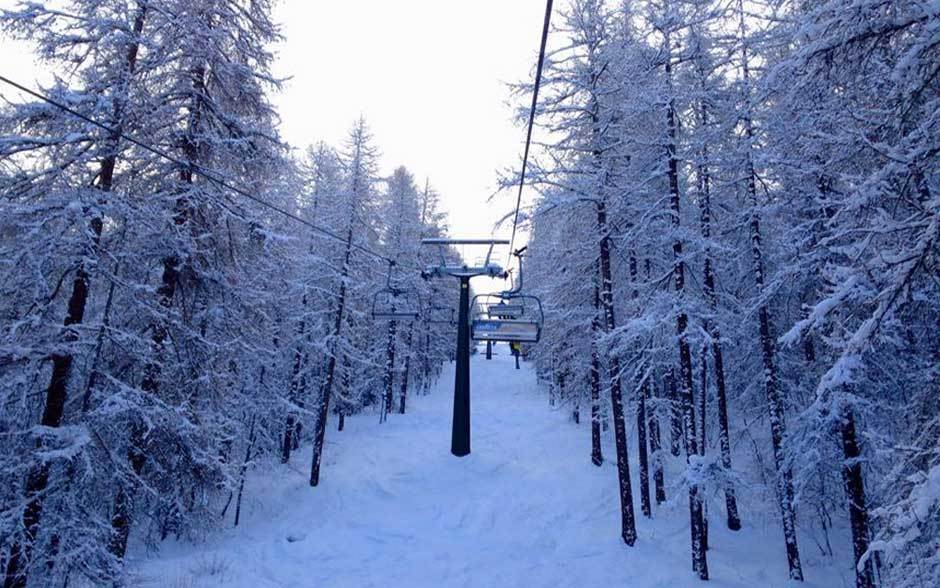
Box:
132, 348, 847, 588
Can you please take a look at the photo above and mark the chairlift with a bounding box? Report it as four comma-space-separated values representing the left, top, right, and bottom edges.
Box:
470, 293, 543, 344
372, 261, 420, 321
469, 246, 543, 343
487, 301, 524, 319
426, 304, 457, 325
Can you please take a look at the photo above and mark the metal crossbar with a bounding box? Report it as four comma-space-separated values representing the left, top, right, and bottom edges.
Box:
420, 238, 509, 245
421, 238, 507, 279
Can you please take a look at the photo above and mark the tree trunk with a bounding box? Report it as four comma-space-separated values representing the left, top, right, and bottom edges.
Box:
699, 345, 709, 550
631, 255, 651, 518
590, 273, 603, 467
233, 417, 256, 528
422, 331, 431, 395
758, 301, 803, 580
696, 67, 742, 533
839, 403, 875, 588
399, 323, 414, 414
597, 201, 637, 546
746, 106, 804, 585
81, 276, 117, 412
637, 375, 652, 518
648, 372, 666, 504
666, 48, 708, 578
310, 223, 354, 487
668, 369, 683, 457
282, 298, 308, 463
737, 3, 802, 576
382, 319, 398, 421
644, 260, 666, 505
337, 352, 351, 431
590, 347, 603, 466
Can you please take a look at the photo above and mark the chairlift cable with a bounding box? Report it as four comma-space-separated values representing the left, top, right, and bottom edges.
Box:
506, 0, 554, 269
0, 73, 421, 271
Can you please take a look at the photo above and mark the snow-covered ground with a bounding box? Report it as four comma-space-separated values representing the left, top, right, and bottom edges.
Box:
132, 347, 849, 587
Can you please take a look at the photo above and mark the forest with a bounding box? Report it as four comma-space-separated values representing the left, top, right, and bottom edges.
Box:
0, 0, 938, 587
522, 1, 939, 587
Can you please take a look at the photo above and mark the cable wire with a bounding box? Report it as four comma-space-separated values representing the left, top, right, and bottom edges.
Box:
0, 73, 408, 267
506, 0, 554, 266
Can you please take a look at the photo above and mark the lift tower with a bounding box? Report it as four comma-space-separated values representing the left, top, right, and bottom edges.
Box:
421, 238, 507, 456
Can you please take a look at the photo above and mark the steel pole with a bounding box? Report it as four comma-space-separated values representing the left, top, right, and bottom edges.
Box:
452, 276, 471, 456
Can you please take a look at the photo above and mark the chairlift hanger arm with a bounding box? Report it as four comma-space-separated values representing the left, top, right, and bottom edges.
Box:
420, 238, 508, 279
502, 247, 528, 297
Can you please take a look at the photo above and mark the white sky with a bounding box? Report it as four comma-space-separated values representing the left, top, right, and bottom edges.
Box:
0, 0, 553, 290
272, 1, 549, 240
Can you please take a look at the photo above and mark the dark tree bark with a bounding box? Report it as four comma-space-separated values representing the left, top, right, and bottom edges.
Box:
234, 417, 256, 528
399, 323, 414, 414
630, 255, 651, 518
310, 223, 354, 487
699, 346, 709, 550
81, 276, 117, 412
756, 295, 803, 581
338, 353, 351, 431
666, 48, 708, 579
549, 357, 556, 407
695, 67, 742, 533
596, 201, 637, 546
668, 369, 683, 457
637, 375, 652, 518
743, 87, 804, 586
590, 273, 603, 467
644, 261, 666, 505
648, 371, 666, 505
282, 295, 308, 463
737, 3, 802, 576
839, 403, 875, 588
381, 319, 398, 421
422, 331, 432, 396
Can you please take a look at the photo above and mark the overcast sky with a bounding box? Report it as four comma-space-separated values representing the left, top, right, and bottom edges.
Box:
272, 1, 550, 242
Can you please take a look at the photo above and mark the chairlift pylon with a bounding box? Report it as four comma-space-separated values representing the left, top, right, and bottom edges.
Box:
420, 237, 510, 457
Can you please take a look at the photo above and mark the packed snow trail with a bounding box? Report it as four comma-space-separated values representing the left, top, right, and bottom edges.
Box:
135, 347, 844, 587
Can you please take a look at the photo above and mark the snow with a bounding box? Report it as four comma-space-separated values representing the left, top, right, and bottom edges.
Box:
131, 347, 846, 588
912, 465, 940, 521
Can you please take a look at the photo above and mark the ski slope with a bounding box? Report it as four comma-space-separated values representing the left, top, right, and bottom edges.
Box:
134, 347, 847, 587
